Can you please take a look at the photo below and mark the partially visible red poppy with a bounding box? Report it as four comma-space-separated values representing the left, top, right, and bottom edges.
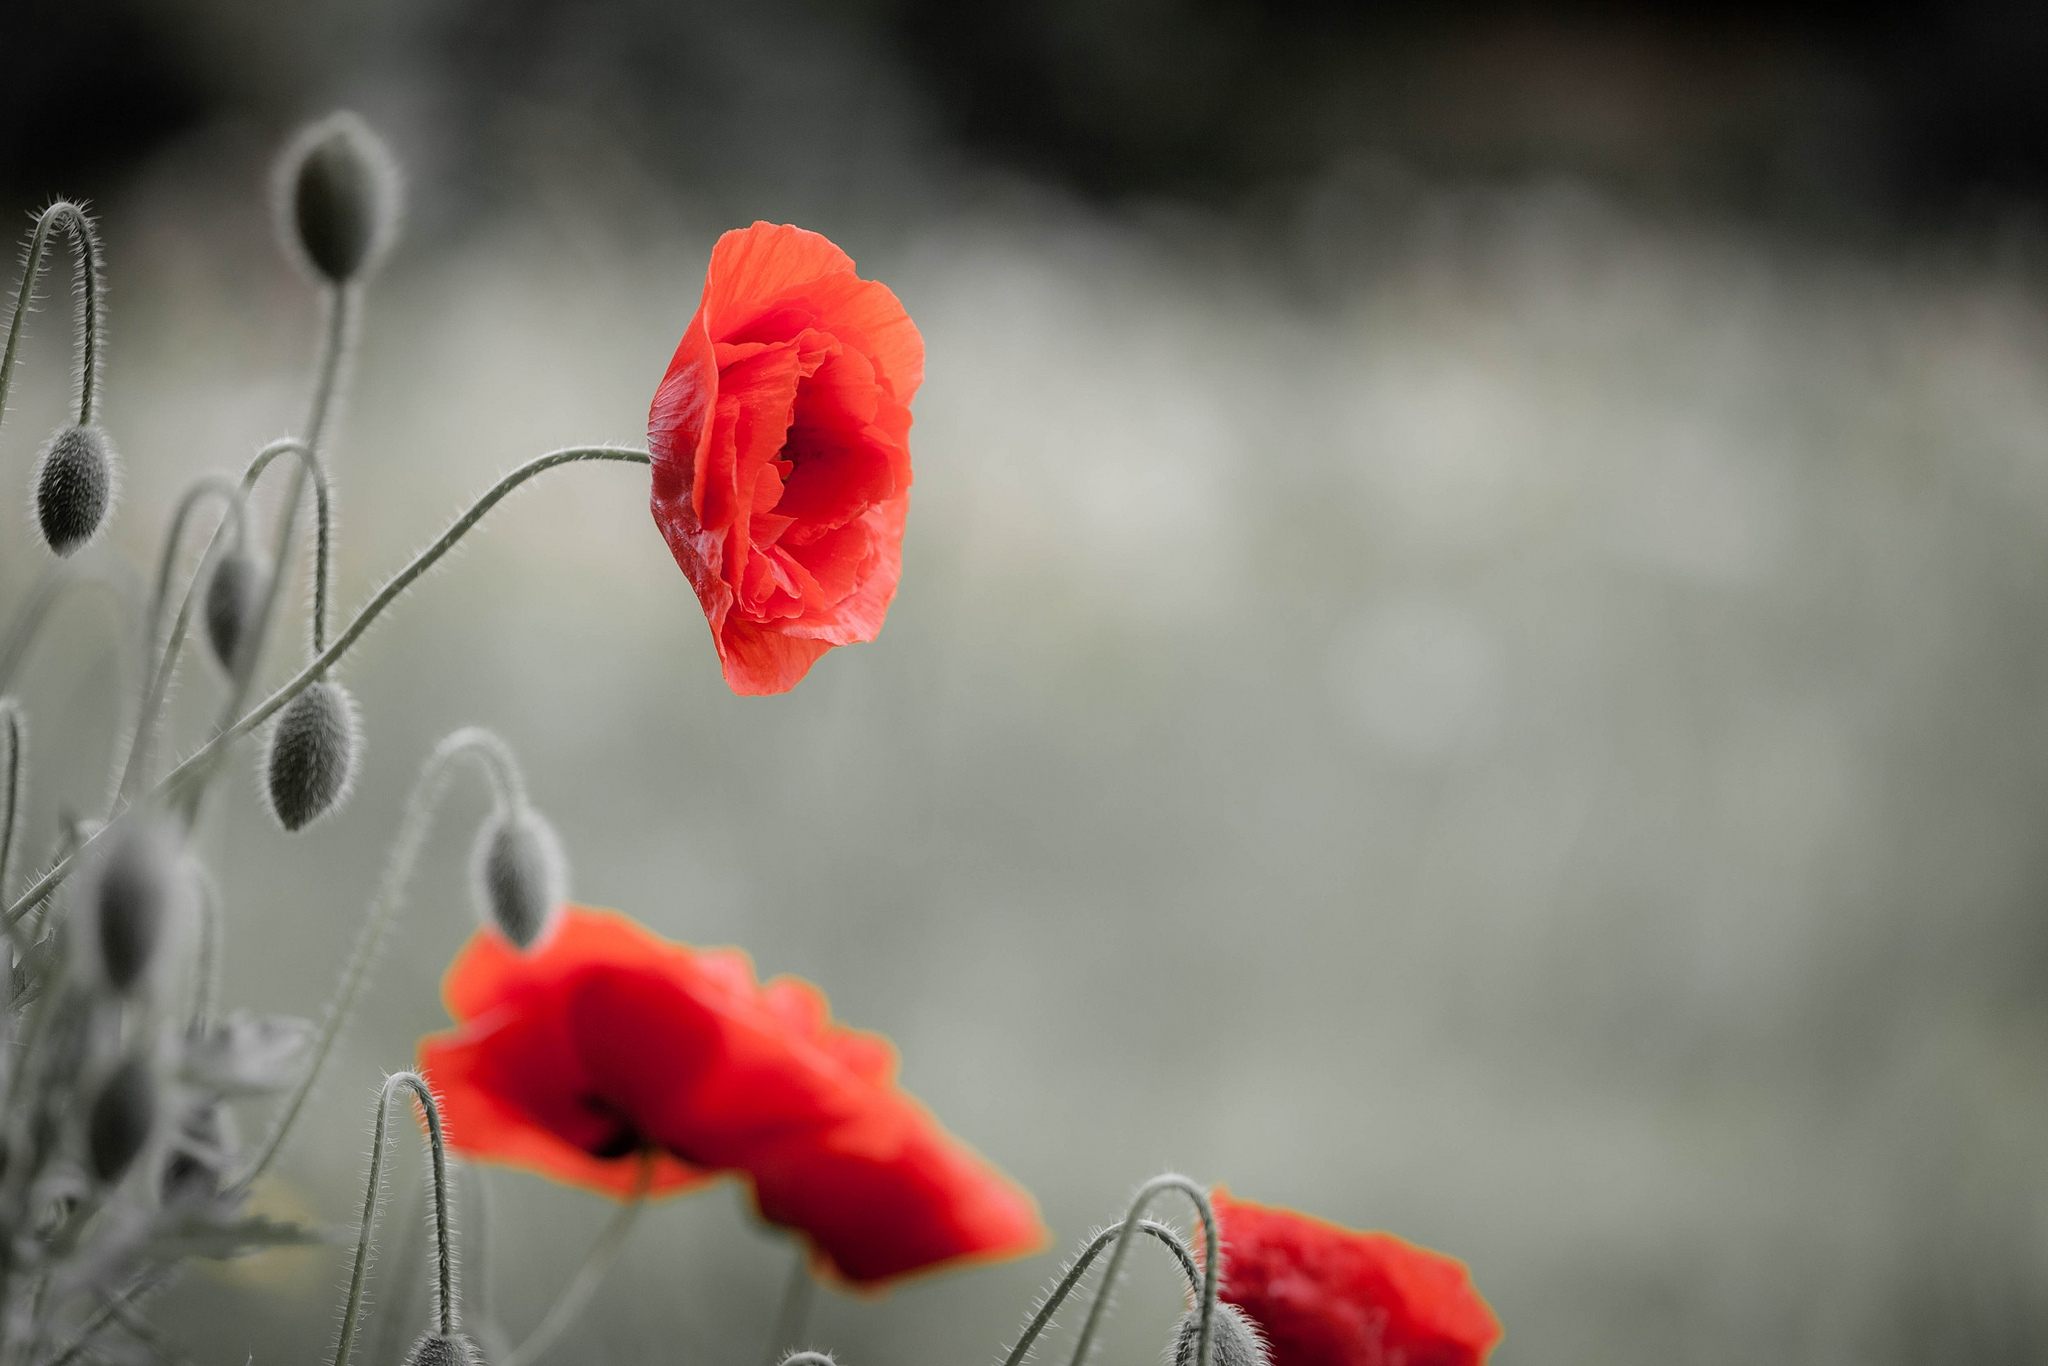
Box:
648, 221, 922, 696
417, 907, 1044, 1285
1208, 1187, 1500, 1366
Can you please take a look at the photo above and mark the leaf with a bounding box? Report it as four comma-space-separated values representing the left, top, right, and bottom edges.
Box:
179, 1012, 313, 1096
141, 1212, 332, 1261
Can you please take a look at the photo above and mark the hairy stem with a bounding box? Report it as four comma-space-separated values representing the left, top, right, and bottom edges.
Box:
3, 448, 647, 930
1001, 1221, 1197, 1366
236, 727, 529, 1184
145, 476, 247, 645
502, 1154, 651, 1366
761, 1244, 817, 1366
333, 1072, 453, 1366
0, 702, 21, 906
1064, 1177, 1218, 1366
0, 202, 105, 432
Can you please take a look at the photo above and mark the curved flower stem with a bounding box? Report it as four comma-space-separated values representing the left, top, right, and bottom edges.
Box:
0, 201, 105, 432
237, 727, 528, 1185
3, 447, 648, 930
1064, 1176, 1218, 1366
334, 1072, 454, 1366
0, 701, 22, 907
501, 1152, 653, 1366
145, 476, 247, 644
236, 439, 334, 656
183, 286, 354, 827
1001, 1220, 1197, 1366
187, 867, 224, 1032
760, 1245, 817, 1366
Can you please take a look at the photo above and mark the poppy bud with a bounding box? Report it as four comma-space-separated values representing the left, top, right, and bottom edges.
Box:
276, 112, 402, 284
471, 806, 568, 949
87, 1055, 158, 1185
263, 679, 359, 831
33, 424, 117, 556
203, 549, 268, 674
1173, 1305, 1269, 1366
403, 1334, 485, 1366
83, 818, 190, 995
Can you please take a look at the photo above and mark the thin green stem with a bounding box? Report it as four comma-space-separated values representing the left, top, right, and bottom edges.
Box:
184, 287, 353, 826
145, 476, 247, 645
0, 701, 22, 905
0, 202, 105, 432
502, 1154, 652, 1366
187, 867, 223, 1031
1001, 1221, 1197, 1366
1065, 1177, 1218, 1366
236, 440, 333, 655
236, 726, 530, 1184
31, 1274, 167, 1366
4, 447, 647, 930
333, 1072, 453, 1366
761, 1244, 817, 1366
0, 560, 138, 696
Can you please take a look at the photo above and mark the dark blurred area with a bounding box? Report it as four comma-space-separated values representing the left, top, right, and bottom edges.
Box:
10, 0, 2048, 229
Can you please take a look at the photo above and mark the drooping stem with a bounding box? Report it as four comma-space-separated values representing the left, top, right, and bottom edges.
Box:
145, 476, 247, 645
1064, 1176, 1218, 1366
760, 1244, 817, 1366
333, 1072, 454, 1366
1000, 1220, 1198, 1366
4, 447, 648, 930
184, 286, 354, 826
0, 201, 105, 432
0, 702, 22, 906
502, 1153, 652, 1366
236, 727, 529, 1184
236, 440, 334, 656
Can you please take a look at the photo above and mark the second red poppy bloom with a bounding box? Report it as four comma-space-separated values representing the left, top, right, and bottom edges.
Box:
648, 222, 922, 695
417, 906, 1043, 1285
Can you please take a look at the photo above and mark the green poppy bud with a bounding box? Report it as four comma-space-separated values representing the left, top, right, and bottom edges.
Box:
34, 424, 117, 555
276, 112, 402, 284
203, 549, 268, 675
88, 1054, 158, 1185
403, 1334, 485, 1366
471, 806, 568, 949
85, 818, 190, 994
263, 679, 359, 831
1174, 1305, 1269, 1366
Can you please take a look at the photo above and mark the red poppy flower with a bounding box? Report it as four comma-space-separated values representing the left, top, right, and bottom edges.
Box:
648, 222, 922, 696
1209, 1187, 1500, 1366
417, 906, 1044, 1284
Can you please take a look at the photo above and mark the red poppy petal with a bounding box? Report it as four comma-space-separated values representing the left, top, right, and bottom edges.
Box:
701, 223, 857, 344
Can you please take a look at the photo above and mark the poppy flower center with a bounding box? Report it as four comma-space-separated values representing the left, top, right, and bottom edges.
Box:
578, 1093, 648, 1160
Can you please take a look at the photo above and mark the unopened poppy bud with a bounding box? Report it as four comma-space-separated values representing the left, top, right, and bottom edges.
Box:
403, 1334, 485, 1366
1174, 1305, 1269, 1366
203, 549, 268, 674
263, 679, 359, 831
87, 1055, 158, 1185
33, 424, 117, 556
471, 806, 568, 949
276, 112, 402, 284
85, 819, 190, 994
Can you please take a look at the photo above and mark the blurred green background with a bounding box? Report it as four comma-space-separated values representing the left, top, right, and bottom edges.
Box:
6, 2, 2048, 1364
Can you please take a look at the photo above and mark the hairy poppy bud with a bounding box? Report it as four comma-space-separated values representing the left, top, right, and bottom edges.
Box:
203, 549, 268, 674
276, 112, 401, 284
263, 679, 359, 831
403, 1334, 485, 1366
33, 424, 117, 556
471, 806, 568, 948
1174, 1305, 1269, 1366
87, 1055, 158, 1185
82, 819, 190, 994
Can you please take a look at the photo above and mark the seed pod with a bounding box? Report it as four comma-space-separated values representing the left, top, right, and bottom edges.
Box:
87, 1055, 158, 1185
275, 112, 402, 284
1173, 1304, 1269, 1366
403, 1334, 485, 1366
203, 549, 268, 674
471, 806, 568, 948
86, 819, 189, 994
33, 424, 117, 556
263, 679, 359, 831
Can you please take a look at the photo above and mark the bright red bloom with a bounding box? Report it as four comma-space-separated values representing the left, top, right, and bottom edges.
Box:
417, 907, 1044, 1284
648, 222, 921, 695
1209, 1187, 1500, 1366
